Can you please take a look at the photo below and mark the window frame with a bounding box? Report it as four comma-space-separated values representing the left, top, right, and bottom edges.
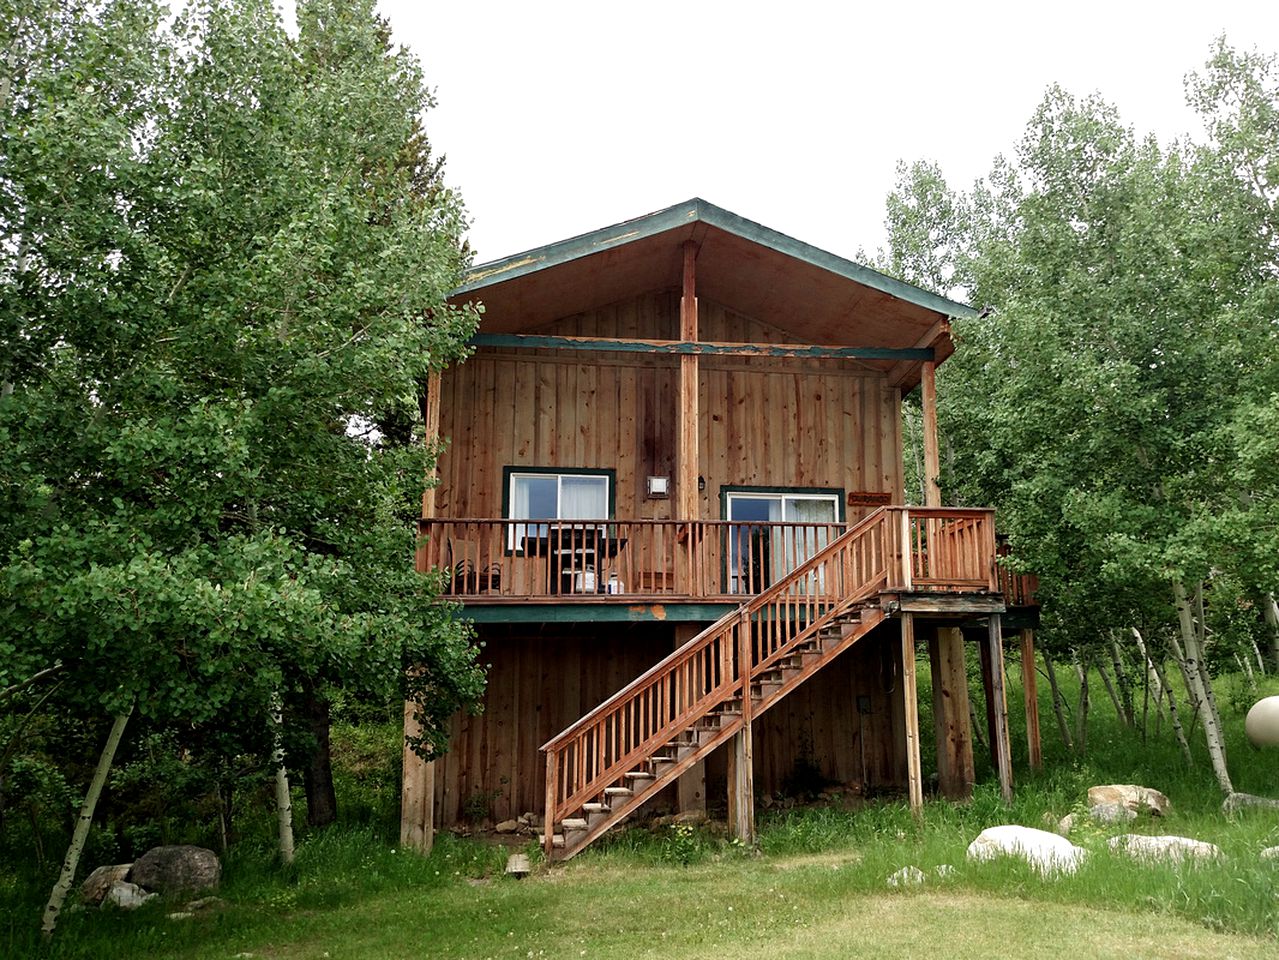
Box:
501, 466, 616, 554
719, 485, 846, 593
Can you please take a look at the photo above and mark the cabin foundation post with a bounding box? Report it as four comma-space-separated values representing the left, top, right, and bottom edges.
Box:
1020, 628, 1043, 771
674, 623, 707, 815
901, 613, 924, 815
927, 625, 975, 799
727, 609, 755, 842
402, 370, 443, 854
983, 615, 1014, 801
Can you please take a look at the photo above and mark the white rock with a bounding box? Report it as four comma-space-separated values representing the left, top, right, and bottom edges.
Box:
1107, 834, 1223, 864
1259, 846, 1279, 862
1223, 792, 1279, 815
81, 864, 132, 905
934, 864, 956, 879
1089, 802, 1137, 824
886, 865, 925, 887
167, 911, 194, 920
966, 825, 1087, 876
105, 880, 157, 910
1244, 696, 1279, 748
1087, 784, 1171, 816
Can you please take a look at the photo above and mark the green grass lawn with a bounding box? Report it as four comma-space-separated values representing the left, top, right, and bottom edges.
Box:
6, 663, 1279, 958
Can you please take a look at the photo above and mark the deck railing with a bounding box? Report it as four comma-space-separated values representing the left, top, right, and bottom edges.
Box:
420, 507, 1000, 601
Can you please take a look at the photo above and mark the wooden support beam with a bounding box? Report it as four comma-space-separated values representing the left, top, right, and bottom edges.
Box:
985, 615, 1014, 802
403, 369, 443, 854
920, 360, 941, 508
728, 610, 755, 842
1020, 628, 1043, 771
901, 613, 924, 816
677, 242, 700, 596
467, 332, 935, 362
888, 319, 951, 387
928, 625, 975, 800
674, 624, 707, 815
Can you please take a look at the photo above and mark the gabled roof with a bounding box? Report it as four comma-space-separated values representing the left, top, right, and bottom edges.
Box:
449, 199, 975, 387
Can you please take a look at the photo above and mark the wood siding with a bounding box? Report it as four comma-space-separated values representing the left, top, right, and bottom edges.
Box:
436, 291, 904, 521
435, 622, 908, 826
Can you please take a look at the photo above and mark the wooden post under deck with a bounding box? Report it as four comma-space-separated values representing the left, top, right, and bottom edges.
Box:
727, 610, 755, 842
674, 623, 707, 815
402, 370, 442, 854
901, 613, 924, 815
919, 358, 976, 799
677, 241, 700, 596
986, 615, 1014, 802
1020, 627, 1043, 771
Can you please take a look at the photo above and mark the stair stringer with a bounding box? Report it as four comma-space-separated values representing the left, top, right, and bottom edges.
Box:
551, 604, 889, 860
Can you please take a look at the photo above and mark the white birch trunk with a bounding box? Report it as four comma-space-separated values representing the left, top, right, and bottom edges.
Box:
1263, 593, 1279, 674
42, 706, 133, 937
1097, 661, 1129, 727
270, 691, 295, 865
1073, 654, 1090, 756
1173, 578, 1233, 794
1149, 655, 1194, 767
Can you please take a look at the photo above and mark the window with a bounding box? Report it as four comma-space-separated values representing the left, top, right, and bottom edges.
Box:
724, 489, 842, 593
505, 468, 612, 552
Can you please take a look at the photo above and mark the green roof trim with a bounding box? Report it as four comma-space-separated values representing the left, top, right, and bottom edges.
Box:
452, 198, 977, 320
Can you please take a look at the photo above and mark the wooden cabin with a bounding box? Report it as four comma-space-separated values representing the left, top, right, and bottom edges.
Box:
401, 199, 1040, 860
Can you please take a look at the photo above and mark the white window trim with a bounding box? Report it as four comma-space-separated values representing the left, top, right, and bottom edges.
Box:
506, 470, 611, 551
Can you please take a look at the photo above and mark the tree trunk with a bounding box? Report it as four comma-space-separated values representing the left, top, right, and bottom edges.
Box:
42, 706, 133, 938
1096, 661, 1129, 727
270, 691, 295, 864
1263, 593, 1279, 674
302, 686, 338, 828
1042, 650, 1074, 753
1073, 654, 1089, 757
1149, 655, 1194, 767
1109, 635, 1134, 723
1172, 578, 1233, 794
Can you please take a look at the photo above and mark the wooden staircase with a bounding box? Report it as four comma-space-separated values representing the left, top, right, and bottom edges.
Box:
539, 507, 898, 861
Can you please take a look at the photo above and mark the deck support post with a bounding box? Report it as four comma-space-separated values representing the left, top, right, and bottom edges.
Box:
677, 241, 700, 596
901, 613, 924, 816
1020, 628, 1043, 771
674, 624, 707, 815
402, 370, 443, 854
727, 610, 755, 842
919, 359, 975, 800
927, 625, 975, 800
983, 615, 1014, 802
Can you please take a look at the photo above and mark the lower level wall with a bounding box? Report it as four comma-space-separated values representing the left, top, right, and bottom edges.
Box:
434, 620, 908, 827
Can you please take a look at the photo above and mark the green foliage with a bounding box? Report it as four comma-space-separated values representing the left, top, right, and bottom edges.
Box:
0, 0, 485, 871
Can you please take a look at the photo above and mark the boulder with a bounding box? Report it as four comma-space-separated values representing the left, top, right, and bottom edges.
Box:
1088, 802, 1137, 825
1087, 784, 1171, 816
966, 825, 1087, 876
81, 864, 132, 905
1222, 792, 1279, 815
1259, 846, 1279, 862
886, 865, 925, 888
1107, 834, 1222, 864
105, 880, 157, 910
494, 819, 519, 834
1055, 814, 1075, 836
934, 864, 956, 879
129, 845, 220, 895
1244, 696, 1279, 748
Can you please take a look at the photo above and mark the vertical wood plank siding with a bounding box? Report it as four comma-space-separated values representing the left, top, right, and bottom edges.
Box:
436, 292, 904, 520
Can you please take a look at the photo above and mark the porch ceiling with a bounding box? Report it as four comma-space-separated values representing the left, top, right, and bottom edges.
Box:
448, 199, 974, 388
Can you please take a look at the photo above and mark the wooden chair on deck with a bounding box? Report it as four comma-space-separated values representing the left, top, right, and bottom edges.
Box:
447, 536, 501, 594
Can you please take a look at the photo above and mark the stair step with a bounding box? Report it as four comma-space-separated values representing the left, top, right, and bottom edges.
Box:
582, 802, 611, 814
560, 818, 588, 830
604, 786, 633, 798
537, 834, 565, 848
625, 770, 656, 781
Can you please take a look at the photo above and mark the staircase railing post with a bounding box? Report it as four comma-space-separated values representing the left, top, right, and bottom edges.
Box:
900, 509, 913, 591
543, 751, 558, 858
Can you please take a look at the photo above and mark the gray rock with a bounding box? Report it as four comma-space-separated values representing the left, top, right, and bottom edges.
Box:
185, 896, 226, 912
81, 864, 132, 905
494, 819, 519, 834
1087, 784, 1171, 816
1089, 802, 1137, 824
167, 911, 194, 921
886, 865, 925, 887
129, 845, 220, 895
105, 880, 157, 910
966, 825, 1087, 876
1107, 834, 1223, 864
1222, 792, 1279, 815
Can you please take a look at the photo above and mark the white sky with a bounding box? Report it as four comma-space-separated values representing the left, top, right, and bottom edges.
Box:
373, 0, 1278, 266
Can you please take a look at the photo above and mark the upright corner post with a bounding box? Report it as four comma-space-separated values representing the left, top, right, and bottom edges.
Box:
919, 360, 941, 508
403, 369, 443, 854
901, 613, 924, 816
986, 614, 1014, 801
928, 625, 975, 800
727, 610, 755, 843
677, 241, 701, 596
1020, 628, 1043, 771
544, 751, 558, 860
